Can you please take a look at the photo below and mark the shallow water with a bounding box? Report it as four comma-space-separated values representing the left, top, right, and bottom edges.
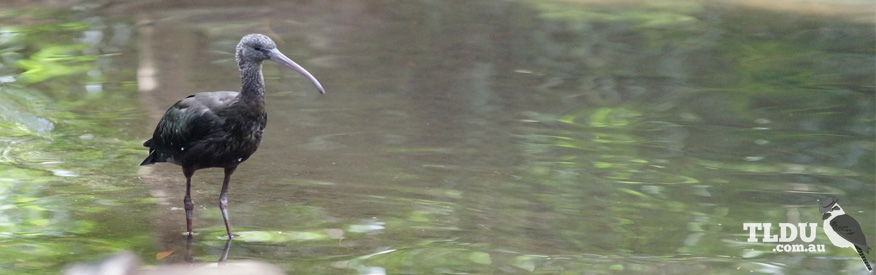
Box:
0, 0, 874, 274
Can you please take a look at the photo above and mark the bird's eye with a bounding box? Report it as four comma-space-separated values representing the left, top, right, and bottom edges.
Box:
253, 46, 263, 52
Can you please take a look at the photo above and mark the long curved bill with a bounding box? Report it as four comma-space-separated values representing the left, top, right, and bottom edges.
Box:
269, 49, 326, 94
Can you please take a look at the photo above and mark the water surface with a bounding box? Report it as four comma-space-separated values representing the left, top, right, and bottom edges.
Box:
0, 1, 873, 274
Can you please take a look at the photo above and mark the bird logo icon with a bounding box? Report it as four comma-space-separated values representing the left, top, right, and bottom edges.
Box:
820, 198, 872, 272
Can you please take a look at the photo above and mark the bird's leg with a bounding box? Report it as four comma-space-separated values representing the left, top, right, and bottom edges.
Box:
219, 166, 236, 239
183, 167, 195, 237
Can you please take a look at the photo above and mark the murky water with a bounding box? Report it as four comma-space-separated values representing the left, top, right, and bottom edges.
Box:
1, 1, 874, 274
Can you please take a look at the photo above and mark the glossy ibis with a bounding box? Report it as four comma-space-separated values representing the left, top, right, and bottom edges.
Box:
140, 34, 325, 238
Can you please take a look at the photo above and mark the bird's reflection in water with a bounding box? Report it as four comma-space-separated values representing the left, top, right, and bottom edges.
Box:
219, 237, 232, 263
184, 235, 193, 262
181, 235, 233, 264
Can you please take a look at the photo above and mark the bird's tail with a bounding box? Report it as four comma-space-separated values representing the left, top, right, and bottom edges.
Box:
140, 150, 157, 166
856, 246, 873, 272
141, 139, 156, 166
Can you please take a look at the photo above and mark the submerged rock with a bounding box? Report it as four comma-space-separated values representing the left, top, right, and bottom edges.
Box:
63, 251, 284, 275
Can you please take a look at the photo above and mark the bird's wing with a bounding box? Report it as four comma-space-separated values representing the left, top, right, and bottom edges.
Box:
192, 91, 239, 110
830, 215, 870, 251
149, 91, 239, 150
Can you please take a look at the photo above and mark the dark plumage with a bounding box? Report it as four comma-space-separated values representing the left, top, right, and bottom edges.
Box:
141, 34, 325, 238
829, 215, 871, 253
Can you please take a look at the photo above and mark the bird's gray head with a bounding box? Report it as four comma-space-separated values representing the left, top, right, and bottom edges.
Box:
820, 198, 845, 220
236, 34, 277, 65
819, 197, 838, 214
235, 33, 326, 94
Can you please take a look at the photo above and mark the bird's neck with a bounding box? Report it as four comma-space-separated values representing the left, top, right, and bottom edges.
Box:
239, 62, 266, 104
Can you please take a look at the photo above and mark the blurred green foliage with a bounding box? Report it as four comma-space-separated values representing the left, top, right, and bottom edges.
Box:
0, 8, 155, 274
